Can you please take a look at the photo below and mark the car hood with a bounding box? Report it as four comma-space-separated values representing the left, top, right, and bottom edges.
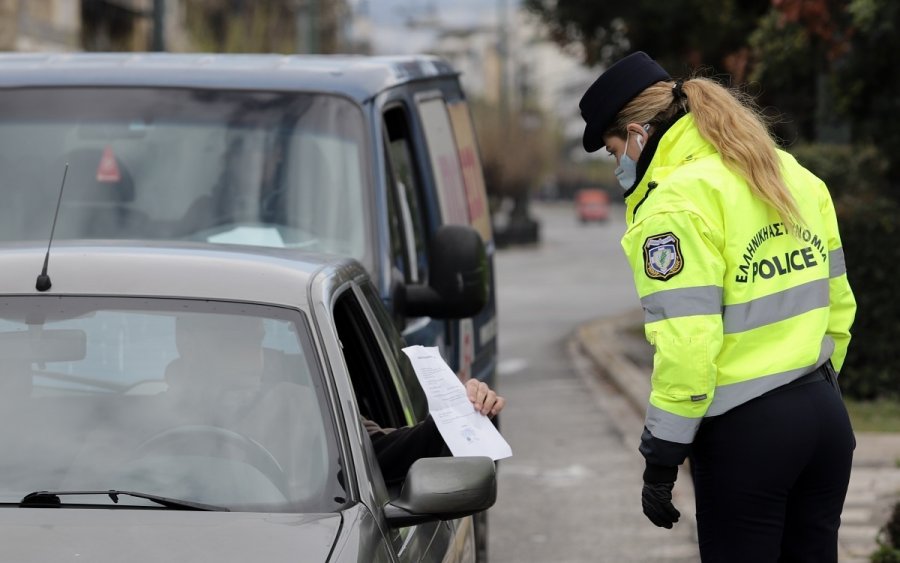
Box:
0, 509, 342, 562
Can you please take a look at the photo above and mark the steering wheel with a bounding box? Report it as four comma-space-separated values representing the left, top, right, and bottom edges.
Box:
133, 425, 290, 498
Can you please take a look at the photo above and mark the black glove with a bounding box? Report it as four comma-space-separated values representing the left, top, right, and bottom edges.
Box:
642, 481, 680, 529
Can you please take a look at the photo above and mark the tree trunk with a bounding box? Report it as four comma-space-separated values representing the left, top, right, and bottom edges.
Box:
0, 0, 19, 51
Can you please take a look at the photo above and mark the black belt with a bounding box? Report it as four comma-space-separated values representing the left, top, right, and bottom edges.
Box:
761, 361, 835, 399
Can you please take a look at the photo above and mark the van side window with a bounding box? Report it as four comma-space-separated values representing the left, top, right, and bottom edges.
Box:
383, 106, 428, 285
384, 152, 412, 285
416, 97, 470, 226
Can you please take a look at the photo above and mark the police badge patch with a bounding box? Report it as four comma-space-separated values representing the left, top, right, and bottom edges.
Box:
643, 232, 684, 281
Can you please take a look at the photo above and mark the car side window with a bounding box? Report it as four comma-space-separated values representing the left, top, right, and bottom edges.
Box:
332, 287, 406, 430
359, 281, 428, 423
384, 105, 429, 285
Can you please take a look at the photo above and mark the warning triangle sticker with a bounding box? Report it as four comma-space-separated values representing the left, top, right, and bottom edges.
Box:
96, 145, 121, 183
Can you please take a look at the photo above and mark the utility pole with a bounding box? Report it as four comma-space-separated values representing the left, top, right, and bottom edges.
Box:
296, 0, 320, 54
151, 0, 165, 51
497, 0, 509, 129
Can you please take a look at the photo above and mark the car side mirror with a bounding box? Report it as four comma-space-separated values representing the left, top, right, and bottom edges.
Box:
383, 456, 497, 527
398, 225, 488, 319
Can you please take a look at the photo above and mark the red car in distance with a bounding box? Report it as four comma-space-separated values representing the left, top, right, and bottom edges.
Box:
575, 189, 610, 223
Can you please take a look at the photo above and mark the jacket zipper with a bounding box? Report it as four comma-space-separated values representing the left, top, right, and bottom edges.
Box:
632, 181, 658, 221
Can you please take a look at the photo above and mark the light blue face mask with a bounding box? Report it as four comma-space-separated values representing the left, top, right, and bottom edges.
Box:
614, 125, 649, 191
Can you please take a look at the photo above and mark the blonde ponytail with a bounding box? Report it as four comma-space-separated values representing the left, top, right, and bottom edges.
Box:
683, 78, 802, 231
608, 78, 803, 232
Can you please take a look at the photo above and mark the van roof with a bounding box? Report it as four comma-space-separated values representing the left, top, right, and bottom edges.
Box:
0, 52, 461, 102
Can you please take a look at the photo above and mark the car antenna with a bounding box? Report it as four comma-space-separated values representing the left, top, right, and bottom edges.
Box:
35, 162, 69, 292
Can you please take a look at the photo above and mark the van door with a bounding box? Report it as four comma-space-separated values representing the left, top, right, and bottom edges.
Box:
381, 102, 452, 365
414, 93, 497, 388
379, 88, 497, 394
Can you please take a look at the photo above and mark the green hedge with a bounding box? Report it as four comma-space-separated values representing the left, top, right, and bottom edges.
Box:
790, 143, 889, 201
790, 144, 898, 400
837, 196, 900, 399
872, 502, 900, 562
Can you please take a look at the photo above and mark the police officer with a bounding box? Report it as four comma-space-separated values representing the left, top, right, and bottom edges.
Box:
579, 52, 857, 562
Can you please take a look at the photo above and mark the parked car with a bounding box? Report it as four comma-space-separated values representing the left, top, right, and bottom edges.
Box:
575, 188, 610, 223
0, 239, 494, 562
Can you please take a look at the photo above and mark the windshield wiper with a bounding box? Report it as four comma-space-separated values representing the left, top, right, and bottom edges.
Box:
20, 490, 229, 511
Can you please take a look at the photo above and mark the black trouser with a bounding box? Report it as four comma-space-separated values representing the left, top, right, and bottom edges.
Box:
691, 365, 856, 563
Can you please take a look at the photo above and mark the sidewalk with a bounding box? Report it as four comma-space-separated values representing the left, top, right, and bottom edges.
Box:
576, 310, 900, 562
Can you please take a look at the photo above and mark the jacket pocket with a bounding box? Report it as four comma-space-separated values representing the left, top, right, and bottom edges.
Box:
650, 334, 715, 402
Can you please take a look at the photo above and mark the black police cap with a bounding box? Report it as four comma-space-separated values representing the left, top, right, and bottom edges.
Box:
579, 51, 671, 153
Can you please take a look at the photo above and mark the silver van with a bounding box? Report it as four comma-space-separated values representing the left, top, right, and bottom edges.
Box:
0, 52, 500, 559
0, 52, 497, 394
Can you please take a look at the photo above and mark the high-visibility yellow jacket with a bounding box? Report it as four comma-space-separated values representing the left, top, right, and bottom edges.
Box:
621, 114, 856, 471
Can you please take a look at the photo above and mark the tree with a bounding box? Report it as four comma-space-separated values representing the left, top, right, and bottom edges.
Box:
0, 0, 18, 50
756, 0, 900, 186
748, 0, 854, 143
185, 0, 296, 53
184, 0, 350, 54
471, 101, 552, 201
523, 0, 771, 79
835, 0, 900, 187
748, 11, 822, 143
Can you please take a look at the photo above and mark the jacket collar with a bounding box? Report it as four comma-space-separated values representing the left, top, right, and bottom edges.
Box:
624, 113, 716, 225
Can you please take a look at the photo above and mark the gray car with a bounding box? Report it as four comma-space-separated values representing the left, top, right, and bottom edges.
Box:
0, 239, 495, 562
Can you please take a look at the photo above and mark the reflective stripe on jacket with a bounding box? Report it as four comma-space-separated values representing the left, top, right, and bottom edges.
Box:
621, 114, 856, 466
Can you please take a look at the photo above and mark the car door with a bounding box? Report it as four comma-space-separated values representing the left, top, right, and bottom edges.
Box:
331, 281, 474, 563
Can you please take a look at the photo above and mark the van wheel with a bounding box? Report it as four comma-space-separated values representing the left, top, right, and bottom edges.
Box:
474, 510, 488, 562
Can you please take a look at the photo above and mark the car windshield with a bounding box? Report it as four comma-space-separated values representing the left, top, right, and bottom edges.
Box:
0, 88, 370, 262
0, 296, 346, 513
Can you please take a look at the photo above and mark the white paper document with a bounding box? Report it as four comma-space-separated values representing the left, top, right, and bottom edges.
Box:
402, 345, 512, 461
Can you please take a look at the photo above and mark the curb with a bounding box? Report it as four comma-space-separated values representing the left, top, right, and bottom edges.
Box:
575, 309, 699, 545
576, 309, 648, 417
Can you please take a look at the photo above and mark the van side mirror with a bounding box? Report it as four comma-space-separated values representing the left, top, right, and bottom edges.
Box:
399, 225, 488, 319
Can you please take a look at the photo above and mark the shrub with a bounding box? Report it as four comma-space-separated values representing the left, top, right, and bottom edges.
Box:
872, 545, 900, 563
789, 144, 899, 400
888, 502, 900, 551
872, 502, 900, 562
831, 194, 900, 400
789, 143, 888, 201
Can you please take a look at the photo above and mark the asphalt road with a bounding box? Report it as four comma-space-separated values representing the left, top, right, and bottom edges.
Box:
487, 201, 700, 562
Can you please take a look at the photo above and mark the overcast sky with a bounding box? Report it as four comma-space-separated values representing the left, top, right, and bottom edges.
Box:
357, 0, 520, 54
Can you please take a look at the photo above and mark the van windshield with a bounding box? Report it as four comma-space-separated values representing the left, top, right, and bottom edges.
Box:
0, 88, 370, 261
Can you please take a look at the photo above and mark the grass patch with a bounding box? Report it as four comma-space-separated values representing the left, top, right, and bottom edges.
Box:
844, 398, 900, 433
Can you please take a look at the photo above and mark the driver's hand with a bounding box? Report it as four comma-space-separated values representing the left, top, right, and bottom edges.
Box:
465, 379, 505, 418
